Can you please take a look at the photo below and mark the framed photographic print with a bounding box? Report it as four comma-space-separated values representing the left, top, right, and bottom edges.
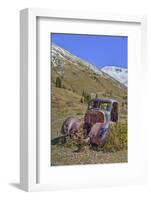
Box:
20, 8, 147, 191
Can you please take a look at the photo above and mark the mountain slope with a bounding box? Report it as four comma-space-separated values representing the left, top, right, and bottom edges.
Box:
51, 43, 103, 76
51, 43, 127, 95
51, 43, 127, 137
101, 66, 128, 86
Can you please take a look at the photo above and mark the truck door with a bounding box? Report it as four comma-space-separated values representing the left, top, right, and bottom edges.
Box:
111, 102, 118, 122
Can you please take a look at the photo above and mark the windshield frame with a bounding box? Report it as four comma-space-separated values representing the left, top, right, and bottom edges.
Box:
88, 99, 112, 111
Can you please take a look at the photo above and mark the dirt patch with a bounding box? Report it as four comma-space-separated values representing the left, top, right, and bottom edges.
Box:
51, 144, 127, 166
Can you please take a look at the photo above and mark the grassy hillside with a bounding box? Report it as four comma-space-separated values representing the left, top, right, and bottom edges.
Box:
51, 44, 128, 165
51, 60, 127, 137
52, 61, 127, 98
51, 86, 87, 138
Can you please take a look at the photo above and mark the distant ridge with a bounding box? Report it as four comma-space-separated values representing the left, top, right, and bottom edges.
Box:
51, 43, 127, 88
101, 66, 128, 86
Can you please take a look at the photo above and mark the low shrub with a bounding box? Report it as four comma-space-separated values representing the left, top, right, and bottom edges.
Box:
55, 122, 127, 153
101, 122, 127, 152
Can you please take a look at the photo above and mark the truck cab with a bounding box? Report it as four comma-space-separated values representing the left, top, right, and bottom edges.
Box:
83, 98, 118, 134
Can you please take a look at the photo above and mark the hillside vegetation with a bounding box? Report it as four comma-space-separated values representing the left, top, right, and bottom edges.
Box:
51, 43, 128, 165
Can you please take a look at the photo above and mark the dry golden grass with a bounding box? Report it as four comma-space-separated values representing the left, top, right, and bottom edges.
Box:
51, 57, 128, 165
101, 122, 127, 152
51, 121, 128, 166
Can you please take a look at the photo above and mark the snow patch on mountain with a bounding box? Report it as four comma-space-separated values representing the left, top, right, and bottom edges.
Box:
51, 44, 127, 88
51, 43, 103, 76
101, 66, 128, 86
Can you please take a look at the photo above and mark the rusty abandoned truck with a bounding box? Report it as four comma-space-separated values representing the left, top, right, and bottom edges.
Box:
59, 98, 118, 148
84, 98, 118, 135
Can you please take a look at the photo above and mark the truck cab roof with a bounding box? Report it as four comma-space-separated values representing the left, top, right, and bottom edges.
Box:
89, 98, 118, 104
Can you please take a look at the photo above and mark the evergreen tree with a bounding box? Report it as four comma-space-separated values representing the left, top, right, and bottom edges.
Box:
56, 77, 62, 88
80, 97, 84, 103
122, 101, 124, 108
86, 94, 91, 102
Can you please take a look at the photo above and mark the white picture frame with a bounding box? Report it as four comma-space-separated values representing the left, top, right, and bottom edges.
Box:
20, 8, 147, 192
